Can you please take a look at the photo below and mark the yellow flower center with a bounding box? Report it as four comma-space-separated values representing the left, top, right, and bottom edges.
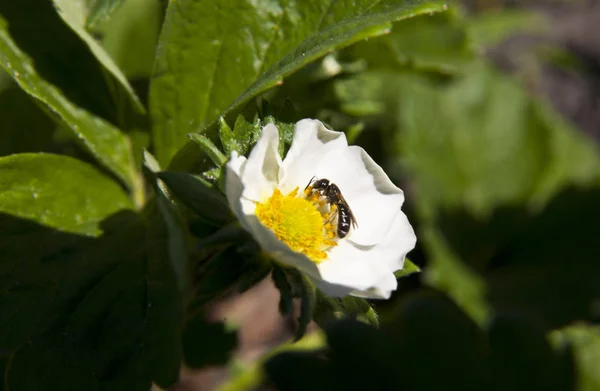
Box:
255, 187, 338, 263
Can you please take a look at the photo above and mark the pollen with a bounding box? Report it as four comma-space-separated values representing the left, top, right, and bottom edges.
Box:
255, 187, 337, 263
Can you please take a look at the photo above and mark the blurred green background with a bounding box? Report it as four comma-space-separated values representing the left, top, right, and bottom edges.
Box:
2, 0, 600, 390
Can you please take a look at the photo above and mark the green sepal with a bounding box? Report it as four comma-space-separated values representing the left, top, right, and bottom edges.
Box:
297, 275, 317, 341
157, 171, 233, 226
218, 116, 238, 156
278, 98, 298, 123
188, 133, 227, 167
364, 306, 380, 327
201, 165, 227, 192
313, 290, 345, 328
257, 98, 274, 119
224, 103, 297, 161
277, 122, 295, 159
394, 258, 421, 279
233, 114, 262, 155
272, 265, 294, 316
261, 99, 297, 158
217, 114, 265, 160
262, 116, 293, 158
342, 297, 380, 328
236, 255, 273, 293
285, 269, 317, 341
201, 166, 222, 182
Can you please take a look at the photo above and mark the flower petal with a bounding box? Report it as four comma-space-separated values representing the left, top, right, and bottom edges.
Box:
349, 271, 398, 299
278, 119, 347, 194
369, 210, 416, 273
315, 255, 397, 299
240, 123, 282, 202
225, 152, 249, 228
316, 240, 396, 295
315, 211, 415, 299
314, 146, 404, 246
314, 280, 353, 297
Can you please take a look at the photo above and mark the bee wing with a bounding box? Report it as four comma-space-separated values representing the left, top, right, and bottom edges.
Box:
336, 193, 358, 229
348, 206, 359, 229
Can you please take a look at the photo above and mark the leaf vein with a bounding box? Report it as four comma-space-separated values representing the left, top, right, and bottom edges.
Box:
203, 19, 235, 126
315, 0, 338, 32
257, 0, 289, 76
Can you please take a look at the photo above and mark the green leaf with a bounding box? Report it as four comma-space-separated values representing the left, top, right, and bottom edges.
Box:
394, 258, 420, 279
394, 66, 600, 323
157, 171, 234, 226
52, 0, 145, 113
311, 292, 492, 391
150, 0, 448, 166
466, 9, 548, 48
345, 6, 474, 74
345, 122, 364, 144
130, 162, 184, 388
1, 201, 182, 390
0, 215, 181, 389
152, 185, 189, 295
550, 325, 600, 391
85, 0, 125, 29
383, 71, 518, 210
142, 200, 184, 388
188, 133, 227, 167
239, 331, 327, 391
268, 293, 576, 391
489, 316, 573, 391
395, 64, 600, 215
0, 153, 132, 236
0, 4, 144, 196
420, 227, 490, 325
98, 0, 163, 78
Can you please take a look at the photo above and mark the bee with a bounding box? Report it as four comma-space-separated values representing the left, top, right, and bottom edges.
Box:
305, 177, 358, 238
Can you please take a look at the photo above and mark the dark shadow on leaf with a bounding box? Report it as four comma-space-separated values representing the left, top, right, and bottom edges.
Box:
0, 0, 140, 128
0, 86, 56, 157
182, 312, 237, 369
0, 210, 181, 390
488, 314, 575, 391
436, 185, 600, 329
265, 351, 337, 391
265, 289, 575, 391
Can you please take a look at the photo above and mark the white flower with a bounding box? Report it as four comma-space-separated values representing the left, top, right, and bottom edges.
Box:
225, 119, 416, 299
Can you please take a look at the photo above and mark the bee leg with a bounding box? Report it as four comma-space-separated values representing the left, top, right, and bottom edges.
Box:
304, 176, 317, 191
324, 203, 337, 224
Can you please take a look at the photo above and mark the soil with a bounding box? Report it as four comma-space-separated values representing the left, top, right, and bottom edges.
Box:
490, 0, 600, 140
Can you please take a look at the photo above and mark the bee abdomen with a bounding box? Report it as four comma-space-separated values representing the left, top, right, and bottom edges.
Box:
337, 206, 352, 238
